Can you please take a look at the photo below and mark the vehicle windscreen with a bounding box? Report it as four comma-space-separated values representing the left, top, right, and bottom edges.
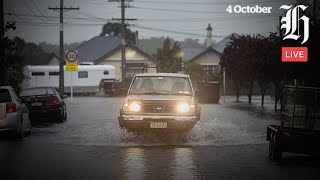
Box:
129, 76, 192, 95
0, 89, 12, 103
20, 88, 55, 97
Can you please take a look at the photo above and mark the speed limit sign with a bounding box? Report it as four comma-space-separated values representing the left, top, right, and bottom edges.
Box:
66, 50, 78, 71
66, 50, 78, 63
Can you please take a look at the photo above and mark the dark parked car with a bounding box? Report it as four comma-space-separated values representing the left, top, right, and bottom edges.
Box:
118, 72, 201, 132
0, 86, 31, 138
20, 87, 67, 123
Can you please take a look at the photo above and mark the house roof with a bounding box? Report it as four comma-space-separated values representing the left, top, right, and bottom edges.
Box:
182, 33, 239, 63
182, 47, 206, 63
75, 36, 122, 63
94, 44, 155, 64
188, 47, 221, 63
75, 36, 154, 64
213, 33, 239, 54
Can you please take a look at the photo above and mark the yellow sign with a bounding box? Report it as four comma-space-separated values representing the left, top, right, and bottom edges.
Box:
66, 63, 78, 71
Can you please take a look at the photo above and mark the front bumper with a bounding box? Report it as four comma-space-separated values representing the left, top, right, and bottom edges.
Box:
118, 114, 198, 131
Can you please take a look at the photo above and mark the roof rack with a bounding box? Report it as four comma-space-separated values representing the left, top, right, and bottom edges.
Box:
172, 66, 189, 74
142, 66, 159, 74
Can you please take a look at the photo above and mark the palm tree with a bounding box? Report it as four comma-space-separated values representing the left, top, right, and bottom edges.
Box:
153, 37, 181, 72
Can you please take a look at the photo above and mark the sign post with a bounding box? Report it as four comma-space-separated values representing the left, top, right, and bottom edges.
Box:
65, 50, 78, 102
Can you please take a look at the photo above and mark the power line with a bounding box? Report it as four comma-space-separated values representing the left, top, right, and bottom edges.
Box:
3, 2, 24, 20
24, 0, 47, 21
134, 25, 227, 38
134, 0, 294, 5
30, 0, 52, 21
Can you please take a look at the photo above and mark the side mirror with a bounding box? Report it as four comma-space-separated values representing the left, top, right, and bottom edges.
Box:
61, 94, 68, 98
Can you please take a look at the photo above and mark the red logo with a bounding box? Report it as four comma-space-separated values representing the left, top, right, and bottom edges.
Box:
282, 47, 308, 62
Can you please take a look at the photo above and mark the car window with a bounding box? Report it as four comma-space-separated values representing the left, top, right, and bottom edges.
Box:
129, 76, 192, 95
20, 87, 56, 97
12, 90, 21, 102
0, 89, 12, 103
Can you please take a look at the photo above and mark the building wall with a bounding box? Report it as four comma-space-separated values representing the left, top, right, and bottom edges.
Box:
47, 57, 60, 65
191, 50, 220, 65
190, 50, 221, 73
97, 47, 155, 81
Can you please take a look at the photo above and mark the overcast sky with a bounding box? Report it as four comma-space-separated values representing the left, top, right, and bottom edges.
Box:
4, 0, 304, 44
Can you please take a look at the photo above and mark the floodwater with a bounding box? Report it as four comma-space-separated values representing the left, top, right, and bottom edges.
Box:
30, 96, 279, 146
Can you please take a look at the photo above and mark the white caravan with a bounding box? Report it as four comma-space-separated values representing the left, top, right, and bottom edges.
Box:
22, 65, 116, 94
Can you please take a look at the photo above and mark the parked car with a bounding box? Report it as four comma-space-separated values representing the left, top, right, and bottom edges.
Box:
118, 70, 201, 132
0, 86, 31, 138
20, 87, 67, 123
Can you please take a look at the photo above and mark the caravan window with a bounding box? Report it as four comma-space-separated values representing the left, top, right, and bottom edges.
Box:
103, 71, 109, 75
49, 72, 59, 76
78, 71, 88, 78
31, 72, 45, 76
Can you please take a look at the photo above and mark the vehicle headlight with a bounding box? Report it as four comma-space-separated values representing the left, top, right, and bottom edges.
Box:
128, 102, 141, 112
176, 102, 191, 113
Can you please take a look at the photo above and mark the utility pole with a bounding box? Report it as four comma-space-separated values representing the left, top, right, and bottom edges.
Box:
49, 0, 79, 94
313, 0, 317, 18
0, 0, 5, 86
121, 0, 126, 82
109, 0, 136, 82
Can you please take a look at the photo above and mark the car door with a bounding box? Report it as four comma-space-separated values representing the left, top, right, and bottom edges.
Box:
11, 89, 30, 129
0, 89, 11, 121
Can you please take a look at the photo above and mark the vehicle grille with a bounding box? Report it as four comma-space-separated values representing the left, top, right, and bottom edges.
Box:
142, 101, 176, 113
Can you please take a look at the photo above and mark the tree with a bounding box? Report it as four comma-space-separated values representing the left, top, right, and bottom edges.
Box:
152, 37, 182, 73
185, 63, 205, 81
100, 22, 136, 45
220, 34, 257, 103
0, 21, 26, 89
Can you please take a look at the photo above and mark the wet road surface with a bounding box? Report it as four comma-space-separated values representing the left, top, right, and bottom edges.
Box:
1, 96, 319, 179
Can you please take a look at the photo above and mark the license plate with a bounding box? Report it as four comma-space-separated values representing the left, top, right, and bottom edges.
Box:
31, 102, 42, 106
150, 122, 167, 128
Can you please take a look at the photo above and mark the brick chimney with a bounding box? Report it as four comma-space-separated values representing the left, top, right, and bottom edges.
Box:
206, 24, 213, 48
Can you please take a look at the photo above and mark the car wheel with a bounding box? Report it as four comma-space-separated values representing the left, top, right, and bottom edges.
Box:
63, 107, 67, 121
270, 134, 282, 161
24, 119, 32, 136
17, 117, 24, 139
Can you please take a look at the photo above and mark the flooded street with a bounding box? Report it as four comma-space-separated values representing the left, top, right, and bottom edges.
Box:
1, 96, 319, 180
30, 96, 278, 146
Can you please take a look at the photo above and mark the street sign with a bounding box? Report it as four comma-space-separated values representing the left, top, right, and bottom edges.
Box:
66, 63, 78, 71
65, 50, 79, 102
66, 50, 78, 71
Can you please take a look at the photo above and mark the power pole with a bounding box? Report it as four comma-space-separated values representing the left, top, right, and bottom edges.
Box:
0, 0, 5, 86
109, 0, 136, 82
313, 0, 317, 18
49, 0, 79, 94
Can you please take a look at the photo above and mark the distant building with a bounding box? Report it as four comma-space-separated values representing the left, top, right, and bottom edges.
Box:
50, 36, 155, 81
182, 24, 239, 74
47, 53, 60, 65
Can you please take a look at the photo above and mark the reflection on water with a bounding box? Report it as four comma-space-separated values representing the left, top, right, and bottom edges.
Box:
121, 147, 148, 179
121, 147, 197, 179
171, 148, 196, 180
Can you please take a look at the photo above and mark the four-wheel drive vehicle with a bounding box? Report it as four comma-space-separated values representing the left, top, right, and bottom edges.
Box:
118, 73, 201, 132
0, 86, 31, 138
20, 87, 67, 123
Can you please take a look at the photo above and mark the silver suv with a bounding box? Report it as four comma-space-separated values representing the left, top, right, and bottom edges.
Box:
118, 72, 201, 132
0, 86, 31, 138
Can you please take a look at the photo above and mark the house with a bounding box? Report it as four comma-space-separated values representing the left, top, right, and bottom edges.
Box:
72, 36, 155, 81
45, 36, 156, 81
47, 53, 60, 65
182, 24, 239, 74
